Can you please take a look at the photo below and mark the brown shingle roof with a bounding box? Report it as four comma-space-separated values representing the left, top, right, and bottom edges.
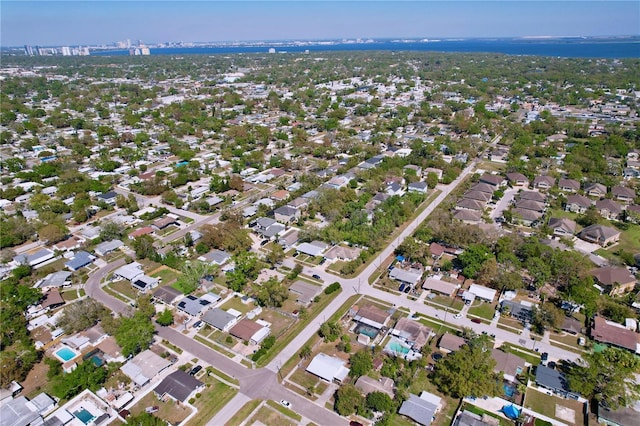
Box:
591, 267, 635, 286
591, 316, 639, 352
229, 319, 263, 342
356, 305, 390, 326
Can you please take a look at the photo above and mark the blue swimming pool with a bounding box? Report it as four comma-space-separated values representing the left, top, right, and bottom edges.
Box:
55, 347, 78, 362
356, 324, 379, 338
388, 341, 410, 354
74, 408, 95, 425
504, 383, 516, 398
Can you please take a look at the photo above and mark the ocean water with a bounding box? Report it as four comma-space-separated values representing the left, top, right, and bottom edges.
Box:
92, 38, 640, 58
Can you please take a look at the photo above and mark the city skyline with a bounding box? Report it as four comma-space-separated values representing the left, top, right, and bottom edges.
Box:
2, 1, 639, 47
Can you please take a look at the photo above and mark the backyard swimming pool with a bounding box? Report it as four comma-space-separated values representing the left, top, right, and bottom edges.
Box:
55, 346, 79, 362
356, 324, 379, 339
74, 408, 95, 425
387, 341, 410, 354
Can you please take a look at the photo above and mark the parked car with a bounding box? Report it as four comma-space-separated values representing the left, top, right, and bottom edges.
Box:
145, 406, 159, 414
578, 337, 586, 346
312, 274, 321, 280
453, 313, 462, 319
190, 365, 202, 376
471, 318, 481, 324
280, 400, 291, 408
541, 352, 549, 366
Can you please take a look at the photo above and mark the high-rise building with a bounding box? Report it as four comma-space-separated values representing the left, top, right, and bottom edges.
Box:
61, 46, 71, 56
24, 45, 35, 56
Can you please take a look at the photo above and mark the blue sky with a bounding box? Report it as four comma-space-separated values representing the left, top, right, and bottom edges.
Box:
2, 1, 639, 46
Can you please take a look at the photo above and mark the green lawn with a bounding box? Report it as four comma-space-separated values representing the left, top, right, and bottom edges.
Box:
605, 223, 640, 255
523, 388, 585, 425
189, 379, 238, 426
250, 406, 296, 426
266, 400, 302, 422
224, 400, 262, 426
108, 280, 139, 299
150, 267, 181, 285
220, 296, 255, 314
468, 302, 496, 320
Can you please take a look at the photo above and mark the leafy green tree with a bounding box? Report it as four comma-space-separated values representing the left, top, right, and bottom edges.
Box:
175, 261, 215, 294
457, 244, 494, 279
156, 310, 174, 326
50, 360, 107, 400
115, 311, 155, 357
100, 220, 125, 241
265, 243, 285, 267
57, 298, 106, 334
255, 277, 289, 307
318, 321, 341, 342
126, 412, 166, 426
531, 303, 564, 333
366, 391, 394, 412
567, 347, 640, 409
131, 235, 157, 260
431, 336, 501, 398
349, 350, 373, 378
334, 384, 364, 416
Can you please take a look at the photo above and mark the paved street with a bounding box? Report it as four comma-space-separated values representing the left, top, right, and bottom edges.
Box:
83, 150, 581, 425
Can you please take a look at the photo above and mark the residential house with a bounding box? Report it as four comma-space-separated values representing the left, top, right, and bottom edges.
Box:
518, 191, 546, 203
585, 182, 607, 198
453, 210, 483, 224
386, 182, 405, 197
438, 333, 466, 353
561, 317, 582, 335
324, 245, 361, 262
202, 308, 238, 331
591, 267, 637, 296
154, 370, 204, 403
565, 194, 592, 213
113, 263, 144, 282
578, 224, 621, 246
177, 294, 213, 317
389, 265, 424, 288
273, 205, 300, 223
120, 350, 171, 387
399, 392, 442, 426
547, 217, 577, 238
94, 239, 124, 256
469, 182, 496, 195
455, 198, 486, 212
198, 249, 231, 266
131, 275, 159, 293
462, 190, 492, 203
35, 271, 72, 289
514, 199, 545, 213
626, 205, 640, 223
129, 226, 154, 239
404, 164, 423, 177
422, 277, 459, 297
591, 316, 640, 354
96, 191, 117, 205
391, 317, 432, 350
278, 229, 300, 249
501, 300, 535, 324
288, 281, 322, 306
152, 286, 183, 306
506, 172, 529, 187
354, 375, 395, 398
64, 251, 95, 271
597, 402, 640, 426
491, 348, 525, 382
296, 241, 328, 257
468, 284, 497, 302
13, 249, 55, 268
535, 365, 576, 398
408, 181, 428, 194
152, 216, 178, 231
595, 199, 623, 220
478, 174, 505, 188
229, 319, 270, 345
532, 175, 555, 191
270, 189, 290, 202
40, 290, 65, 311
52, 236, 85, 252
354, 305, 391, 330
558, 178, 580, 193
611, 186, 636, 204
424, 167, 443, 181
306, 353, 350, 383
453, 410, 499, 426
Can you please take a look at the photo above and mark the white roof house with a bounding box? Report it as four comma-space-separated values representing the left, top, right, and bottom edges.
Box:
306, 353, 350, 383
296, 241, 328, 257
422, 277, 459, 296
113, 263, 144, 282
468, 284, 497, 302
120, 350, 171, 387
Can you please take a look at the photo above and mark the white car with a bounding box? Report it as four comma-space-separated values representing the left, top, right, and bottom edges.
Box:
453, 313, 462, 319
280, 400, 291, 409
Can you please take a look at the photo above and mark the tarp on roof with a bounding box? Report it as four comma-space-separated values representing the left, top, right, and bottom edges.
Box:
502, 405, 521, 419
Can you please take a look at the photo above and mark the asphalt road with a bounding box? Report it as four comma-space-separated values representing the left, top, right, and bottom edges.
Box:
84, 148, 581, 425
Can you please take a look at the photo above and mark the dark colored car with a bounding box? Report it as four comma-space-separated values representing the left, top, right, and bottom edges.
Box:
312, 274, 321, 280
350, 422, 363, 426
471, 318, 482, 324
189, 365, 202, 376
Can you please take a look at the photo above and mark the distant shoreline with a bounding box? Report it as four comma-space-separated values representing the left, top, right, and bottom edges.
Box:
5, 37, 640, 59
